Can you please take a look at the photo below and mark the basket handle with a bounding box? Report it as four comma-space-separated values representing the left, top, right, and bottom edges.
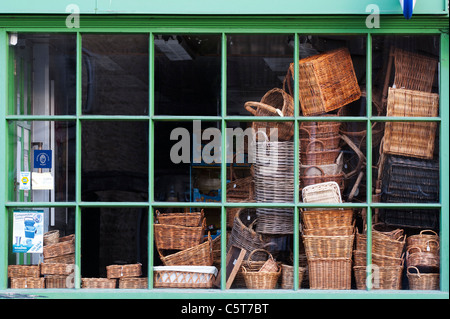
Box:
282, 64, 294, 97
244, 101, 283, 117
407, 266, 421, 277
246, 248, 273, 264
340, 134, 366, 179
299, 127, 311, 139
425, 239, 440, 250
406, 246, 422, 255
303, 165, 325, 176
306, 140, 325, 152
419, 230, 438, 237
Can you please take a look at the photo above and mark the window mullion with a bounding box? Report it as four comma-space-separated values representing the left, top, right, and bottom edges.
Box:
220, 32, 227, 291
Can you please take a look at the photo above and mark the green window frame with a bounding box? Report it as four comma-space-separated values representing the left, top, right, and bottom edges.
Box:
0, 15, 448, 299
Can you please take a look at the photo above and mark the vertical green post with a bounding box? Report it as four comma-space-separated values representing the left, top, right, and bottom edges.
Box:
220, 32, 227, 290
74, 31, 82, 289
0, 30, 8, 290
148, 32, 155, 289
293, 32, 300, 291
439, 31, 449, 292
365, 32, 373, 290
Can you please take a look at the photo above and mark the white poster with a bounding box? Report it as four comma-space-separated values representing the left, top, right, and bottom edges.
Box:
12, 210, 44, 253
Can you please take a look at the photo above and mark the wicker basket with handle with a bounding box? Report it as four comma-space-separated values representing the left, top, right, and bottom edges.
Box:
407, 266, 439, 290
158, 233, 213, 266
154, 218, 205, 251
155, 209, 204, 227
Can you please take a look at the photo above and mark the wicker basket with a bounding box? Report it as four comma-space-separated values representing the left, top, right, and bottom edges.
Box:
299, 128, 340, 151
44, 254, 75, 264
383, 88, 439, 160
280, 264, 306, 289
353, 250, 404, 267
255, 208, 294, 235
303, 223, 354, 236
300, 165, 345, 191
406, 247, 440, 270
407, 266, 439, 290
10, 277, 45, 289
300, 141, 341, 165
154, 218, 205, 251
43, 235, 75, 259
354, 264, 403, 290
393, 48, 438, 93
106, 263, 142, 279
300, 120, 341, 138
301, 209, 353, 229
8, 265, 40, 278
155, 209, 204, 227
302, 232, 355, 259
242, 257, 281, 290
301, 182, 342, 205
119, 277, 148, 289
356, 231, 405, 259
43, 230, 60, 246
308, 258, 352, 290
227, 208, 267, 261
82, 278, 117, 289
153, 266, 217, 289
40, 263, 74, 276
45, 275, 74, 288
406, 230, 440, 254
289, 47, 361, 116
244, 88, 295, 141
159, 233, 213, 266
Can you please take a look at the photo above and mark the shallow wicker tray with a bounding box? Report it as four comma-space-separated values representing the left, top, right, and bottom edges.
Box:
43, 235, 75, 259
155, 209, 204, 227
40, 263, 75, 276
153, 266, 217, 289
106, 263, 142, 279
119, 277, 148, 289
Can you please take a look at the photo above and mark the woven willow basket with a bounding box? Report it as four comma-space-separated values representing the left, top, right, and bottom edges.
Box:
155, 209, 204, 227
8, 265, 40, 278
280, 264, 306, 289
354, 264, 403, 290
407, 266, 439, 290
406, 230, 440, 255
119, 277, 148, 289
43, 230, 60, 246
40, 263, 75, 276
159, 233, 213, 266
154, 218, 205, 251
308, 257, 352, 290
82, 278, 117, 289
43, 235, 75, 259
289, 47, 361, 116
106, 263, 142, 279
10, 277, 45, 289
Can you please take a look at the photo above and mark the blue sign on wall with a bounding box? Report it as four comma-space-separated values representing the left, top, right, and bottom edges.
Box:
33, 150, 52, 169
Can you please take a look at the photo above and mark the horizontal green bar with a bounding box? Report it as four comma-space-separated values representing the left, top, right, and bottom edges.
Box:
370, 116, 441, 122
79, 115, 150, 121
370, 202, 441, 209
5, 202, 77, 208
152, 116, 221, 121
5, 115, 77, 121
77, 202, 150, 208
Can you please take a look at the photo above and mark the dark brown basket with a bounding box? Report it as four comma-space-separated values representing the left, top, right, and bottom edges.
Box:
106, 263, 142, 279
300, 120, 341, 138
300, 141, 341, 165
406, 247, 440, 270
300, 165, 345, 191
406, 230, 440, 254
354, 263, 403, 290
407, 266, 440, 290
43, 235, 75, 259
45, 275, 74, 288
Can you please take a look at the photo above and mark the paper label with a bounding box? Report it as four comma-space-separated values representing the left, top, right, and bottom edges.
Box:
32, 172, 54, 190
19, 172, 31, 190
12, 210, 44, 253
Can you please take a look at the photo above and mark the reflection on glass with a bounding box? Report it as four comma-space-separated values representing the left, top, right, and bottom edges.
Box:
12, 34, 76, 115
81, 208, 148, 288
82, 34, 149, 115
154, 34, 221, 116
227, 34, 294, 116
226, 207, 292, 289
153, 207, 220, 289
8, 121, 76, 202
8, 207, 75, 289
154, 121, 221, 203
372, 35, 440, 116
81, 121, 149, 202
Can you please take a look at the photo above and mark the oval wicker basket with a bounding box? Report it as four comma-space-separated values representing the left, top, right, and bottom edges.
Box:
406, 230, 440, 254
300, 120, 341, 138
300, 141, 341, 165
406, 247, 440, 270
299, 128, 340, 151
158, 233, 213, 266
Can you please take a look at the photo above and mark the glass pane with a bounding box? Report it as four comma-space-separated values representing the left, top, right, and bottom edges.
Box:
372, 35, 440, 116
300, 121, 367, 203
81, 121, 149, 202
153, 207, 220, 289
8, 207, 76, 289
154, 34, 221, 116
82, 34, 149, 115
373, 121, 440, 204
81, 208, 148, 289
295, 35, 366, 117
11, 34, 76, 115
8, 121, 76, 202
227, 34, 294, 116
154, 121, 221, 203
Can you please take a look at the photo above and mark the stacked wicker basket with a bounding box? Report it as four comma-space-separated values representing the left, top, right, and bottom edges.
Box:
353, 224, 405, 290
301, 209, 355, 289
406, 230, 440, 290
82, 263, 145, 289
378, 48, 440, 230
